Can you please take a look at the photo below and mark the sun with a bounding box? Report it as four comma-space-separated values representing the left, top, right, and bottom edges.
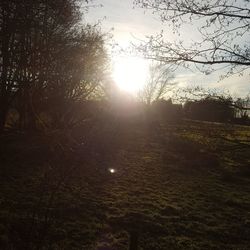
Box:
112, 56, 149, 94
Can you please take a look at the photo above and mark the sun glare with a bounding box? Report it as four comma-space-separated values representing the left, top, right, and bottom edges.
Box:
112, 56, 149, 94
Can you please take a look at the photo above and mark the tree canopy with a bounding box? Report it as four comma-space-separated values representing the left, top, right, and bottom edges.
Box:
0, 0, 109, 131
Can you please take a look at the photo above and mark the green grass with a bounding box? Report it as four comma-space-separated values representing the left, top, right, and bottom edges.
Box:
0, 120, 250, 249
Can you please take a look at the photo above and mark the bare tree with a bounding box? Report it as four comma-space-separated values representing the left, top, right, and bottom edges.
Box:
134, 0, 250, 75
137, 63, 175, 104
0, 0, 109, 131
234, 95, 250, 118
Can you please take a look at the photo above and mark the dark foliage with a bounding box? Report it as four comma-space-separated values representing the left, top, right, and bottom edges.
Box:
184, 97, 235, 122
0, 0, 108, 132
151, 99, 183, 122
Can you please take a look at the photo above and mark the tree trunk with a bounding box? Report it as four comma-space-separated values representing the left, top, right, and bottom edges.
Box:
0, 102, 8, 134
0, 3, 10, 133
129, 231, 139, 250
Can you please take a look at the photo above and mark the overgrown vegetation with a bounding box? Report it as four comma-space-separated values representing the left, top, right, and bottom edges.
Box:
0, 0, 109, 132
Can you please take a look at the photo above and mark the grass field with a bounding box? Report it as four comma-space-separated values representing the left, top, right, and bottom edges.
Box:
0, 119, 250, 250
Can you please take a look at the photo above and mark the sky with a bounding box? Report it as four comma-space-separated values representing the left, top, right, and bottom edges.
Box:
85, 0, 250, 97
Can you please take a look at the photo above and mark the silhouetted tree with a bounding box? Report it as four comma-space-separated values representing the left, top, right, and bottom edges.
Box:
184, 97, 235, 122
152, 98, 183, 121
177, 86, 250, 118
42, 25, 109, 129
0, 0, 108, 131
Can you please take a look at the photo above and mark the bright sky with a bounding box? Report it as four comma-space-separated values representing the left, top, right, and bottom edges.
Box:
85, 0, 250, 97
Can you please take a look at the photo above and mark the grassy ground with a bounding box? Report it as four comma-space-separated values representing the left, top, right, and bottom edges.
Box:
0, 119, 250, 249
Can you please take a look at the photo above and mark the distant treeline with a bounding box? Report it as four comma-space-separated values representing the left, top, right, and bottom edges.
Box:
4, 94, 250, 132
151, 97, 250, 125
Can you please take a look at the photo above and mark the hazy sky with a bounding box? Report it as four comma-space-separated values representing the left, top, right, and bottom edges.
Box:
85, 0, 250, 97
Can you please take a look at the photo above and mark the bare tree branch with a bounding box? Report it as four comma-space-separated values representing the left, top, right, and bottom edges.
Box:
134, 0, 250, 75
